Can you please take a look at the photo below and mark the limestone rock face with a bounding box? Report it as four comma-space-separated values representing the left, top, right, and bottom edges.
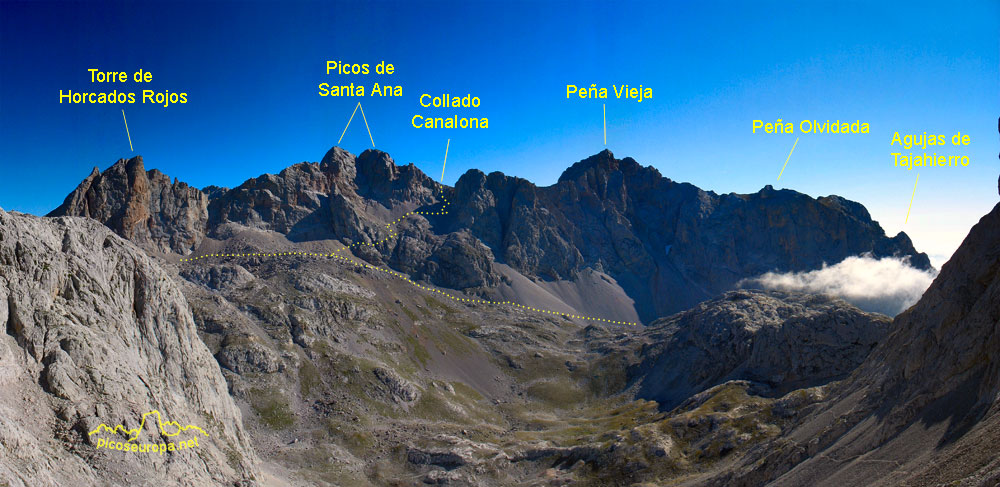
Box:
0, 211, 258, 486
372, 366, 420, 403
389, 226, 502, 290
609, 290, 889, 410
48, 156, 208, 254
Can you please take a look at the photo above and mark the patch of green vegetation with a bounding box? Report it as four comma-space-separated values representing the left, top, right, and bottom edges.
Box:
583, 355, 628, 397
662, 383, 784, 466
449, 381, 483, 402
685, 383, 763, 417
423, 295, 455, 314
402, 332, 431, 367
510, 354, 573, 383
432, 327, 479, 356
311, 339, 333, 358
509, 398, 664, 448
299, 360, 322, 396
401, 306, 419, 322
249, 387, 295, 430
324, 419, 375, 456
282, 444, 371, 487
526, 378, 588, 408
409, 383, 506, 428
411, 390, 461, 422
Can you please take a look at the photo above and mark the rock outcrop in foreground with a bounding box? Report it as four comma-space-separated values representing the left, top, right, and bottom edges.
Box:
0, 211, 257, 486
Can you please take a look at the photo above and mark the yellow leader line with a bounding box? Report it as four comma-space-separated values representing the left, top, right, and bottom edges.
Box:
358, 102, 375, 147
603, 104, 606, 145
122, 109, 133, 151
905, 173, 919, 224
338, 102, 361, 144
441, 139, 450, 182
777, 137, 798, 181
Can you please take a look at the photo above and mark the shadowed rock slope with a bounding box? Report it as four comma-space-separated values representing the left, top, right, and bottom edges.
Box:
592, 290, 891, 411
0, 210, 258, 486
50, 147, 929, 324
706, 202, 1000, 487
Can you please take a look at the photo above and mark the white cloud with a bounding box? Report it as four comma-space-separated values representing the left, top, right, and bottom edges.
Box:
739, 255, 938, 316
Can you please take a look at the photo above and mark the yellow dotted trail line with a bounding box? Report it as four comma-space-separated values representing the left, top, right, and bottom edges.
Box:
181, 188, 636, 326
88, 410, 208, 443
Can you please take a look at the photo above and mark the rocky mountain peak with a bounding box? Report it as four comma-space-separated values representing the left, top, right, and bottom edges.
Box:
356, 148, 398, 181
48, 155, 209, 254
454, 168, 488, 195
558, 149, 617, 183
818, 194, 874, 224
557, 149, 649, 184
123, 153, 145, 173
319, 145, 357, 179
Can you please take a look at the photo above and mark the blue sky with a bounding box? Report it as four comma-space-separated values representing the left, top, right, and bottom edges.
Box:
1, 0, 997, 265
